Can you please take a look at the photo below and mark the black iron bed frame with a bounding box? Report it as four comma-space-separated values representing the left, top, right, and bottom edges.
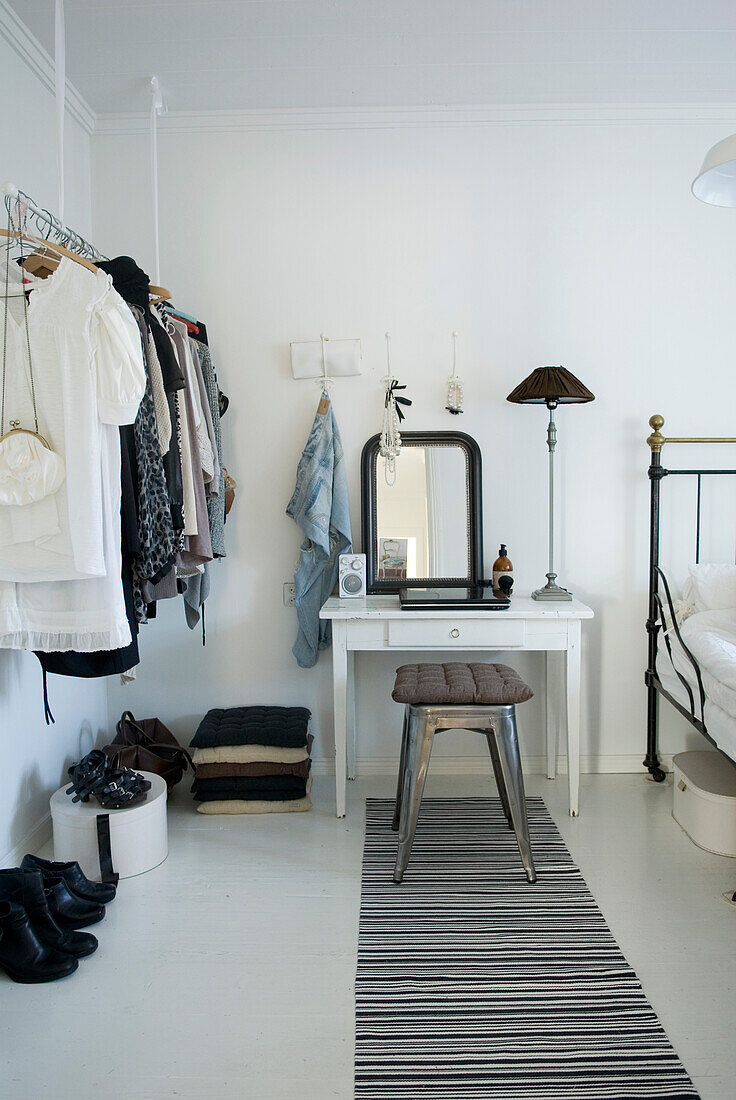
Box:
645, 414, 736, 781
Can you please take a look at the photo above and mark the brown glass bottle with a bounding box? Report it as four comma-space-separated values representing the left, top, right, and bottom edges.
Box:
492, 544, 514, 598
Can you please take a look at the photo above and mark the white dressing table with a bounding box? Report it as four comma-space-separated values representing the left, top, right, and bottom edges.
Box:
320, 595, 594, 819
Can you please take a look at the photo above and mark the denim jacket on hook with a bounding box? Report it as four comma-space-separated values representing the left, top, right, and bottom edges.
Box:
286, 395, 352, 668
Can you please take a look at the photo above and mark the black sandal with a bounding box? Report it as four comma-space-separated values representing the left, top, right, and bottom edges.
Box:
66, 750, 151, 810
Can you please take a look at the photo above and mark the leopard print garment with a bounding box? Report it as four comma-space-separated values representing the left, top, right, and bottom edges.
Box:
129, 307, 176, 622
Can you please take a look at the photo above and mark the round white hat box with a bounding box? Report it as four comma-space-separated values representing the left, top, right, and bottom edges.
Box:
50, 771, 168, 881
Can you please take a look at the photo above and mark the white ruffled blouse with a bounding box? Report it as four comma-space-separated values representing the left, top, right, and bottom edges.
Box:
0, 258, 145, 652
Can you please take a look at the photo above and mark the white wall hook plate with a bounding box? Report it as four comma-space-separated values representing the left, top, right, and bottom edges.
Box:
290, 338, 362, 380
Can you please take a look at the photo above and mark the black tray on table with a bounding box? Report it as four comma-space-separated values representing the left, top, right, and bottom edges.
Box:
398, 585, 510, 611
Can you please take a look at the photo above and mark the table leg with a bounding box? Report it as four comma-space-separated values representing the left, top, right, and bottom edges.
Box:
565, 620, 581, 817
347, 650, 356, 780
332, 621, 348, 818
545, 651, 562, 780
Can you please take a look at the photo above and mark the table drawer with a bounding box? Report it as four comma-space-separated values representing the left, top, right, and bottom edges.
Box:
387, 618, 525, 649
345, 620, 386, 646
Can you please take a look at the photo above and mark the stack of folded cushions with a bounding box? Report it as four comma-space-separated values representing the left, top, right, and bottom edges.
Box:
190, 706, 312, 814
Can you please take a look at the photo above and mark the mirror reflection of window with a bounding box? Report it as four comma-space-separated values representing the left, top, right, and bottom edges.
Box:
375, 446, 469, 579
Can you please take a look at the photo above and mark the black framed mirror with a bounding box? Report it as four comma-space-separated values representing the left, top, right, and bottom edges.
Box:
361, 431, 484, 593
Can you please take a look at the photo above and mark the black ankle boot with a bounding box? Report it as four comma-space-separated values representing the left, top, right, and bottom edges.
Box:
0, 901, 78, 983
44, 875, 105, 930
0, 869, 97, 958
36, 892, 98, 958
21, 873, 97, 958
21, 854, 116, 905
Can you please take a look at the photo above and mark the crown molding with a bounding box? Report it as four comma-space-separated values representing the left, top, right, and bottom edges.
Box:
0, 0, 95, 135
1, 3, 733, 145
94, 102, 736, 137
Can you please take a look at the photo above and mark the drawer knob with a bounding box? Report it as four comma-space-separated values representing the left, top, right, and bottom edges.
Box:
450, 628, 460, 638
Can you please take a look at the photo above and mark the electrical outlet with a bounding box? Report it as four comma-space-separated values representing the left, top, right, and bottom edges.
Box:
283, 582, 296, 607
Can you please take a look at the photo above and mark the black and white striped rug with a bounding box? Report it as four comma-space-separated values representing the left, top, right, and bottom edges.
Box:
356, 798, 698, 1099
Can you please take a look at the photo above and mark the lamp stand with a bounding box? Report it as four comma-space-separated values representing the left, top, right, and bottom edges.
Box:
532, 403, 572, 601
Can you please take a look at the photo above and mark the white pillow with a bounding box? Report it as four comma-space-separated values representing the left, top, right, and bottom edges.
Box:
687, 564, 736, 612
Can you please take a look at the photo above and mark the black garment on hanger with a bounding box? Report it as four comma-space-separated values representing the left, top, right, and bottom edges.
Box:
98, 257, 185, 393
189, 320, 208, 346
149, 314, 185, 394
97, 255, 149, 310
98, 256, 185, 529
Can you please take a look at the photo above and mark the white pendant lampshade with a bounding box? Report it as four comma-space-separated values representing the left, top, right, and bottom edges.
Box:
692, 133, 736, 206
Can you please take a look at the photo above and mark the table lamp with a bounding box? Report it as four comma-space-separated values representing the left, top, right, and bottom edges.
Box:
507, 366, 594, 600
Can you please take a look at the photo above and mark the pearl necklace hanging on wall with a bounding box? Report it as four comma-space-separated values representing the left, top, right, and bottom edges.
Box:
445, 331, 464, 414
380, 387, 401, 485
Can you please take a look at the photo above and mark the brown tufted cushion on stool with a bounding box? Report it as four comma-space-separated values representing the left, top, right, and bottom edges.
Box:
392, 662, 533, 706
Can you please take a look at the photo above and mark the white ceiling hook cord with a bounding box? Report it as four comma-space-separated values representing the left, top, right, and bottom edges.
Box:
149, 76, 166, 286
54, 0, 65, 225
380, 332, 401, 486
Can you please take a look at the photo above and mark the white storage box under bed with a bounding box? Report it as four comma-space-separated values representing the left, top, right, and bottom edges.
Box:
672, 751, 736, 858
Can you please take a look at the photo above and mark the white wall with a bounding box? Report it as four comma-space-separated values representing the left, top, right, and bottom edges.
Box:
92, 113, 736, 783
0, 33, 107, 862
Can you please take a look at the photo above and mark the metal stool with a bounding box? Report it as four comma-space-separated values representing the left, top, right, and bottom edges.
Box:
390, 663, 537, 885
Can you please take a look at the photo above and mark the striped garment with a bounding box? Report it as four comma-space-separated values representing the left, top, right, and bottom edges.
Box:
356, 798, 699, 1099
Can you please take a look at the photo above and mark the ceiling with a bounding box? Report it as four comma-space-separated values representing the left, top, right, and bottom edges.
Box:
10, 0, 736, 116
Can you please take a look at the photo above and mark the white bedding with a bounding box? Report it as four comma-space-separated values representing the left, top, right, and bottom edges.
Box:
658, 607, 736, 762
678, 609, 736, 719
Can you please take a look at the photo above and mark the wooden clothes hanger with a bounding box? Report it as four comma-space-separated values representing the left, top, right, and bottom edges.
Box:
149, 285, 172, 303
0, 229, 174, 303
0, 228, 98, 273
20, 251, 59, 279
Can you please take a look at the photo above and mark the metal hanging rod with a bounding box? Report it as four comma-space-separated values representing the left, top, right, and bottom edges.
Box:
2, 181, 107, 262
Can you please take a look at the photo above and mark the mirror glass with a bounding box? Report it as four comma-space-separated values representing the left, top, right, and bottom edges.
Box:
374, 445, 470, 581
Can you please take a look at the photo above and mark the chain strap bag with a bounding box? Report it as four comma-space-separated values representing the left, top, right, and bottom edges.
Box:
0, 217, 65, 508
104, 711, 193, 791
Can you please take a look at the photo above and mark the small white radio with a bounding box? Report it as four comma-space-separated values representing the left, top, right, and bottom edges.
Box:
339, 553, 367, 598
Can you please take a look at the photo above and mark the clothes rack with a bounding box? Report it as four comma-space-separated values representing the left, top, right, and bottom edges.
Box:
2, 183, 172, 300
0, 238, 228, 684
2, 182, 107, 261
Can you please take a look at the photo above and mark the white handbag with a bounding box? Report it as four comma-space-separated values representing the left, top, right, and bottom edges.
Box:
0, 228, 65, 508
0, 425, 65, 506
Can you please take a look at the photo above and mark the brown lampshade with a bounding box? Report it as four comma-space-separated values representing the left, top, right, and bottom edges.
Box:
506, 366, 594, 406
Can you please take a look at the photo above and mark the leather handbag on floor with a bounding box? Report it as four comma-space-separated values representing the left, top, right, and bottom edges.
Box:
104, 712, 193, 791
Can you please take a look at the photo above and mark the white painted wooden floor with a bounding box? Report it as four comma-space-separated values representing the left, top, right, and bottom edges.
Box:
1, 772, 735, 1100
